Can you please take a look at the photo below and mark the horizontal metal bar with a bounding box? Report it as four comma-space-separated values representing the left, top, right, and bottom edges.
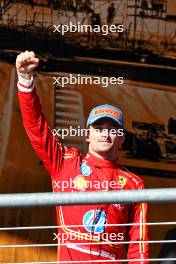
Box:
0, 221, 176, 231
3, 259, 176, 264
55, 103, 80, 109
55, 89, 80, 96
0, 188, 175, 208
55, 111, 80, 118
55, 120, 81, 125
0, 240, 176, 248
55, 95, 80, 101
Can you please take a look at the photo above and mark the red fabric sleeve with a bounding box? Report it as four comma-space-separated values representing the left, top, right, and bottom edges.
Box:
18, 88, 73, 178
127, 182, 150, 264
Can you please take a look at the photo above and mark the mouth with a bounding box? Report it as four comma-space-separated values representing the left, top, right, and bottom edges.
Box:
99, 140, 111, 143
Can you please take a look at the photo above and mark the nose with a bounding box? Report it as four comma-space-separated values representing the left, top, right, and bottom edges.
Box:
101, 128, 109, 138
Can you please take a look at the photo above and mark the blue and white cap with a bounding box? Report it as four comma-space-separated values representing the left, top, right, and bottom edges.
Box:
86, 104, 124, 128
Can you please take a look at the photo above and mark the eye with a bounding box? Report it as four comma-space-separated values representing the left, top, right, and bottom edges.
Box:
94, 127, 102, 133
109, 128, 117, 135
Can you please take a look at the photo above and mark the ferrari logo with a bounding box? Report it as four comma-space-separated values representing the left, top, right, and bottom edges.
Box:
117, 176, 127, 188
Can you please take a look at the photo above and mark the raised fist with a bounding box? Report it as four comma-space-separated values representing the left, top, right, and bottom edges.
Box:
16, 51, 39, 74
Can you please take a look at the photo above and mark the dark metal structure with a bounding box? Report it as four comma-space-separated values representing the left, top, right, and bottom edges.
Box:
0, 0, 176, 68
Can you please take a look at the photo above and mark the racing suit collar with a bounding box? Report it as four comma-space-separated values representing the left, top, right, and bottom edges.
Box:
85, 152, 121, 168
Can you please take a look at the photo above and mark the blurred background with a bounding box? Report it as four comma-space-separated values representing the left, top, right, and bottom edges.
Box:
0, 0, 176, 262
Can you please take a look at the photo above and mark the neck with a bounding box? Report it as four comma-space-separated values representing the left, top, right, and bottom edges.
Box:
88, 149, 118, 161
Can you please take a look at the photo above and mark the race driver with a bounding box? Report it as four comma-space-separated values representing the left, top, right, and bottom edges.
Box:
16, 51, 149, 263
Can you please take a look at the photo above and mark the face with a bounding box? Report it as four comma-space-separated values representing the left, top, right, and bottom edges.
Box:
86, 118, 124, 160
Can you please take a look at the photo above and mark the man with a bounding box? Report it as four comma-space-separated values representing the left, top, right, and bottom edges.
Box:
16, 51, 149, 263
107, 3, 115, 25
141, 0, 148, 15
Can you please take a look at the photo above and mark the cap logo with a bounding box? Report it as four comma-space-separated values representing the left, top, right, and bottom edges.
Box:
93, 108, 120, 119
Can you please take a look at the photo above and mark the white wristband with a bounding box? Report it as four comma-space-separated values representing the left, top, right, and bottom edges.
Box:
17, 71, 35, 92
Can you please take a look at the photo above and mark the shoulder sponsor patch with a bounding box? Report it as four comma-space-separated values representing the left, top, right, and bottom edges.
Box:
73, 175, 88, 191
80, 162, 92, 176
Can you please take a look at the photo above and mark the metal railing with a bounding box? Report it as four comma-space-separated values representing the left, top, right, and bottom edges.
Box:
0, 188, 176, 263
0, 188, 175, 207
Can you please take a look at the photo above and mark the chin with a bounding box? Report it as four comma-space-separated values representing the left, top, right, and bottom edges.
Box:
97, 147, 112, 153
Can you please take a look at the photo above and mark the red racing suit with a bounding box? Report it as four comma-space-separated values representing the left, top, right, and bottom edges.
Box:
17, 75, 149, 264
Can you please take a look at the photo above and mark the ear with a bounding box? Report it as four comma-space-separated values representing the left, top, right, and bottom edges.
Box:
118, 134, 125, 145
85, 137, 90, 143
120, 135, 125, 144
